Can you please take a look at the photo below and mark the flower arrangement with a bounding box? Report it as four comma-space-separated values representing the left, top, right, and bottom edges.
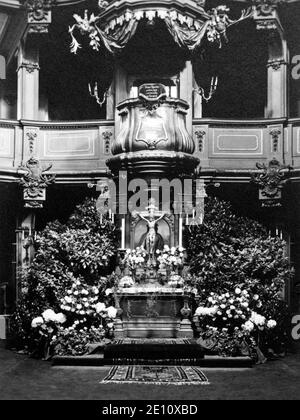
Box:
124, 247, 147, 271
119, 276, 135, 288
168, 275, 185, 288
194, 290, 278, 358
157, 246, 185, 271
187, 197, 294, 359
10, 198, 119, 357
51, 325, 108, 356
29, 295, 118, 357
31, 309, 67, 332
60, 281, 101, 317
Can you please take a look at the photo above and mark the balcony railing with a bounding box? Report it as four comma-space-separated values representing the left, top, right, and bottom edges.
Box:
0, 117, 300, 181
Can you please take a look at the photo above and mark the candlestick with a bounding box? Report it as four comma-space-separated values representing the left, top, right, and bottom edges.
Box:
121, 217, 126, 250
179, 215, 183, 248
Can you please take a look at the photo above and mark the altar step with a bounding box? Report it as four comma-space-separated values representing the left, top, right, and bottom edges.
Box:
103, 340, 205, 365
52, 340, 253, 368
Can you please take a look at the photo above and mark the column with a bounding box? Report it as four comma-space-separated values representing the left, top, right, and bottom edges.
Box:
180, 60, 193, 133
193, 76, 203, 119
15, 212, 36, 301
114, 65, 128, 137
254, 4, 288, 119
266, 39, 288, 118
17, 41, 39, 120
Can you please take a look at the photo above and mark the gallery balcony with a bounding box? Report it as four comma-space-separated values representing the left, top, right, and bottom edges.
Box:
0, 116, 300, 183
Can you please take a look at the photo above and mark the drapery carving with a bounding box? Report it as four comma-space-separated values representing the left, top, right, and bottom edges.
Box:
69, 11, 139, 54
69, 6, 254, 55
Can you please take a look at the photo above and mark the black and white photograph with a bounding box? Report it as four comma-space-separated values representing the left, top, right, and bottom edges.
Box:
0, 0, 300, 404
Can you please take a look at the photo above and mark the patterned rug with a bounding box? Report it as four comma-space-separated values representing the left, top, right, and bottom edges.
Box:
101, 365, 209, 386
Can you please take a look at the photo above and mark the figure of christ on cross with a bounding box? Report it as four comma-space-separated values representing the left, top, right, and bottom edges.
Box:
137, 198, 165, 266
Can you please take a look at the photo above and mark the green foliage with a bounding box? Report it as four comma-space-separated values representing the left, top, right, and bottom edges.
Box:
187, 197, 294, 357
10, 198, 119, 352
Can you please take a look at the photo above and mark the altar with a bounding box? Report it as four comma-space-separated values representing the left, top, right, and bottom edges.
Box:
114, 286, 195, 339
99, 78, 204, 340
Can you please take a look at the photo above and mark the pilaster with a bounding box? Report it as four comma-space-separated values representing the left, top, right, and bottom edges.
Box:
253, 1, 288, 118
17, 40, 39, 120
180, 61, 193, 134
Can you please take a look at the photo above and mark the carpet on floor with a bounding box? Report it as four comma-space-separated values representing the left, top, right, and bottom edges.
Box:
101, 365, 209, 386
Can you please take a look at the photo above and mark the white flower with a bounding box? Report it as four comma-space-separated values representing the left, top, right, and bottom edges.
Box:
76, 304, 83, 310
65, 296, 73, 304
107, 306, 118, 319
42, 309, 57, 322
92, 287, 99, 295
107, 322, 114, 329
31, 317, 44, 328
195, 306, 218, 317
250, 311, 266, 327
242, 321, 255, 332
54, 313, 67, 324
235, 288, 241, 295
95, 302, 106, 313
253, 294, 259, 301
267, 320, 277, 329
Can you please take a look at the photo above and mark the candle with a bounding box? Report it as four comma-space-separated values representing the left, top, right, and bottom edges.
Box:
121, 217, 126, 249
179, 216, 183, 248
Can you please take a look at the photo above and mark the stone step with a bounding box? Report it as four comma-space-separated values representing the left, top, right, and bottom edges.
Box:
103, 342, 205, 362
52, 354, 253, 368
52, 341, 253, 368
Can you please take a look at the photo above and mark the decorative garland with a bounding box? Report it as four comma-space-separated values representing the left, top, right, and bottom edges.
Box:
69, 5, 254, 55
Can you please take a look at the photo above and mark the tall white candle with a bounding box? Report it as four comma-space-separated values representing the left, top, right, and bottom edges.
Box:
179, 216, 183, 248
121, 217, 126, 249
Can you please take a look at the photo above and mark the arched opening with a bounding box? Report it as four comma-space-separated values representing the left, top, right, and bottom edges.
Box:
194, 19, 268, 119
39, 3, 113, 121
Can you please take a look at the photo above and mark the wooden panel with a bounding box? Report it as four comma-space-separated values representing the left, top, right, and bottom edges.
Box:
211, 129, 264, 157
294, 127, 300, 155
0, 128, 13, 157
41, 129, 98, 160
291, 125, 300, 168
0, 126, 14, 168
